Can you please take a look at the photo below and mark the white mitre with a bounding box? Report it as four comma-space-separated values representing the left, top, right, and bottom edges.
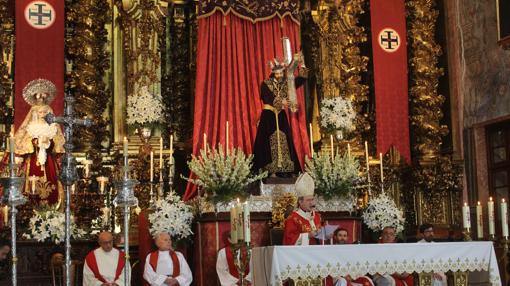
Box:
295, 172, 315, 197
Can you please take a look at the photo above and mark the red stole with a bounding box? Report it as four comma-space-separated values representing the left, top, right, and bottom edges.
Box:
225, 245, 251, 286
149, 250, 180, 278
283, 210, 322, 245
85, 248, 125, 283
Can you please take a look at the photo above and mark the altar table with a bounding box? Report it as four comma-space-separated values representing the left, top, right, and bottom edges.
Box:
251, 241, 501, 286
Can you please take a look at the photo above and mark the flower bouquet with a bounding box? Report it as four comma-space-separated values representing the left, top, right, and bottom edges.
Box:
184, 144, 267, 204
126, 85, 165, 128
320, 96, 356, 134
362, 192, 405, 233
148, 192, 194, 240
23, 208, 86, 244
305, 152, 359, 200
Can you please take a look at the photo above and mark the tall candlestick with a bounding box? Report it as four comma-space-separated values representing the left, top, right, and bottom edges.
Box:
462, 202, 471, 229
159, 137, 163, 169
501, 199, 508, 238
309, 123, 314, 158
150, 151, 154, 182
330, 135, 334, 159
230, 204, 238, 243
488, 197, 495, 236
379, 153, 384, 183
243, 202, 251, 243
347, 143, 351, 159
476, 201, 483, 239
226, 121, 229, 153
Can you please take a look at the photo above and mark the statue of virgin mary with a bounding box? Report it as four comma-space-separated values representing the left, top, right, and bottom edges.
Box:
13, 79, 65, 206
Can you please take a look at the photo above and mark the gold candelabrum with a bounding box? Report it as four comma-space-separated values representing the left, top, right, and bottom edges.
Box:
231, 241, 252, 286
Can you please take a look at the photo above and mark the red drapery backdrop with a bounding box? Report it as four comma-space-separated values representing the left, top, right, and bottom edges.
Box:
183, 12, 310, 200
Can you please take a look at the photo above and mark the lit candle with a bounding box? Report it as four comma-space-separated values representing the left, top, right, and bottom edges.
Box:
347, 143, 351, 159
488, 197, 495, 236
203, 133, 207, 154
379, 153, 384, 183
462, 202, 471, 229
226, 121, 229, 154
236, 199, 244, 241
123, 137, 128, 158
150, 151, 154, 182
309, 123, 314, 158
364, 141, 370, 183
230, 203, 238, 243
243, 201, 251, 243
501, 199, 508, 238
476, 201, 483, 239
330, 135, 334, 159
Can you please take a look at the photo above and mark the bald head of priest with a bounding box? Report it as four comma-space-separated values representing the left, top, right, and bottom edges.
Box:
83, 231, 129, 286
143, 232, 193, 286
283, 173, 323, 245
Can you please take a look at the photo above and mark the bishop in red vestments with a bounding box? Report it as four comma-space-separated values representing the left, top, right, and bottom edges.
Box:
83, 231, 129, 286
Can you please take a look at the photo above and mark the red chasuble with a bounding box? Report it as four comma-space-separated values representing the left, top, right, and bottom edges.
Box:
283, 210, 322, 245
149, 250, 180, 279
85, 248, 125, 283
225, 245, 251, 286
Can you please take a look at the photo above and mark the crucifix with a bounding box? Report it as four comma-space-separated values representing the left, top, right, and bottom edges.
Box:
45, 93, 92, 286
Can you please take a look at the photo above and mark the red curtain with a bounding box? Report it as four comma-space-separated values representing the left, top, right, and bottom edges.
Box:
183, 13, 310, 200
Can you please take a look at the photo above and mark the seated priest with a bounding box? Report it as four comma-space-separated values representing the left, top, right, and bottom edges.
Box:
332, 228, 374, 286
283, 172, 323, 245
143, 232, 193, 286
417, 224, 447, 286
216, 232, 252, 286
373, 226, 414, 286
83, 231, 130, 286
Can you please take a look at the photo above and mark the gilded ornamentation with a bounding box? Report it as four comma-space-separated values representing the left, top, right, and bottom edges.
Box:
265, 130, 295, 174
407, 0, 448, 160
161, 1, 196, 141
0, 0, 13, 138
66, 0, 111, 155
115, 0, 167, 94
312, 0, 370, 144
271, 190, 297, 228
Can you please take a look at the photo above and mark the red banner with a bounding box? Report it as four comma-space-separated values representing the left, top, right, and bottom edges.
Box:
14, 0, 64, 128
370, 0, 410, 163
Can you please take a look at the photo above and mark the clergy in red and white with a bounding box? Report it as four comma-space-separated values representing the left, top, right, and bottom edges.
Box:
216, 245, 252, 286
143, 232, 193, 286
283, 172, 322, 245
83, 231, 130, 286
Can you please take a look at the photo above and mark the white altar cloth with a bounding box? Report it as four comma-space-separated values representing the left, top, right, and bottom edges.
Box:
251, 242, 500, 286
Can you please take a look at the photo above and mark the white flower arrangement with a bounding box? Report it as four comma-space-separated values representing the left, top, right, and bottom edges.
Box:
305, 152, 359, 200
23, 208, 87, 244
148, 192, 194, 240
362, 192, 405, 234
184, 144, 267, 203
320, 96, 356, 133
126, 85, 165, 127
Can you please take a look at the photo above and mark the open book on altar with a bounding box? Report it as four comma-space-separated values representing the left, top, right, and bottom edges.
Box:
314, 224, 339, 240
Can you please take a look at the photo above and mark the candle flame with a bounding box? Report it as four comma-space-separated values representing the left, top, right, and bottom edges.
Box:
477, 201, 481, 205
503, 199, 506, 203
490, 197, 493, 201
464, 202, 467, 206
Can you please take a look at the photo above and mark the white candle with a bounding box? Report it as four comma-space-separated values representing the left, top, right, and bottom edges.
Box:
226, 121, 229, 154
330, 135, 334, 159
83, 160, 92, 178
488, 197, 495, 236
476, 201, 483, 239
462, 202, 471, 229
347, 143, 351, 159
150, 151, 154, 182
169, 135, 174, 155
203, 133, 207, 154
236, 199, 244, 241
501, 199, 508, 238
159, 137, 163, 169
30, 176, 37, 194
379, 153, 384, 183
243, 202, 251, 243
309, 123, 314, 158
230, 203, 238, 243
9, 135, 15, 164
123, 137, 128, 157
97, 176, 108, 194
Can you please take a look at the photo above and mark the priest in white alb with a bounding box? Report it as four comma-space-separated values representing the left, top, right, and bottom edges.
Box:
83, 231, 130, 286
143, 232, 193, 286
